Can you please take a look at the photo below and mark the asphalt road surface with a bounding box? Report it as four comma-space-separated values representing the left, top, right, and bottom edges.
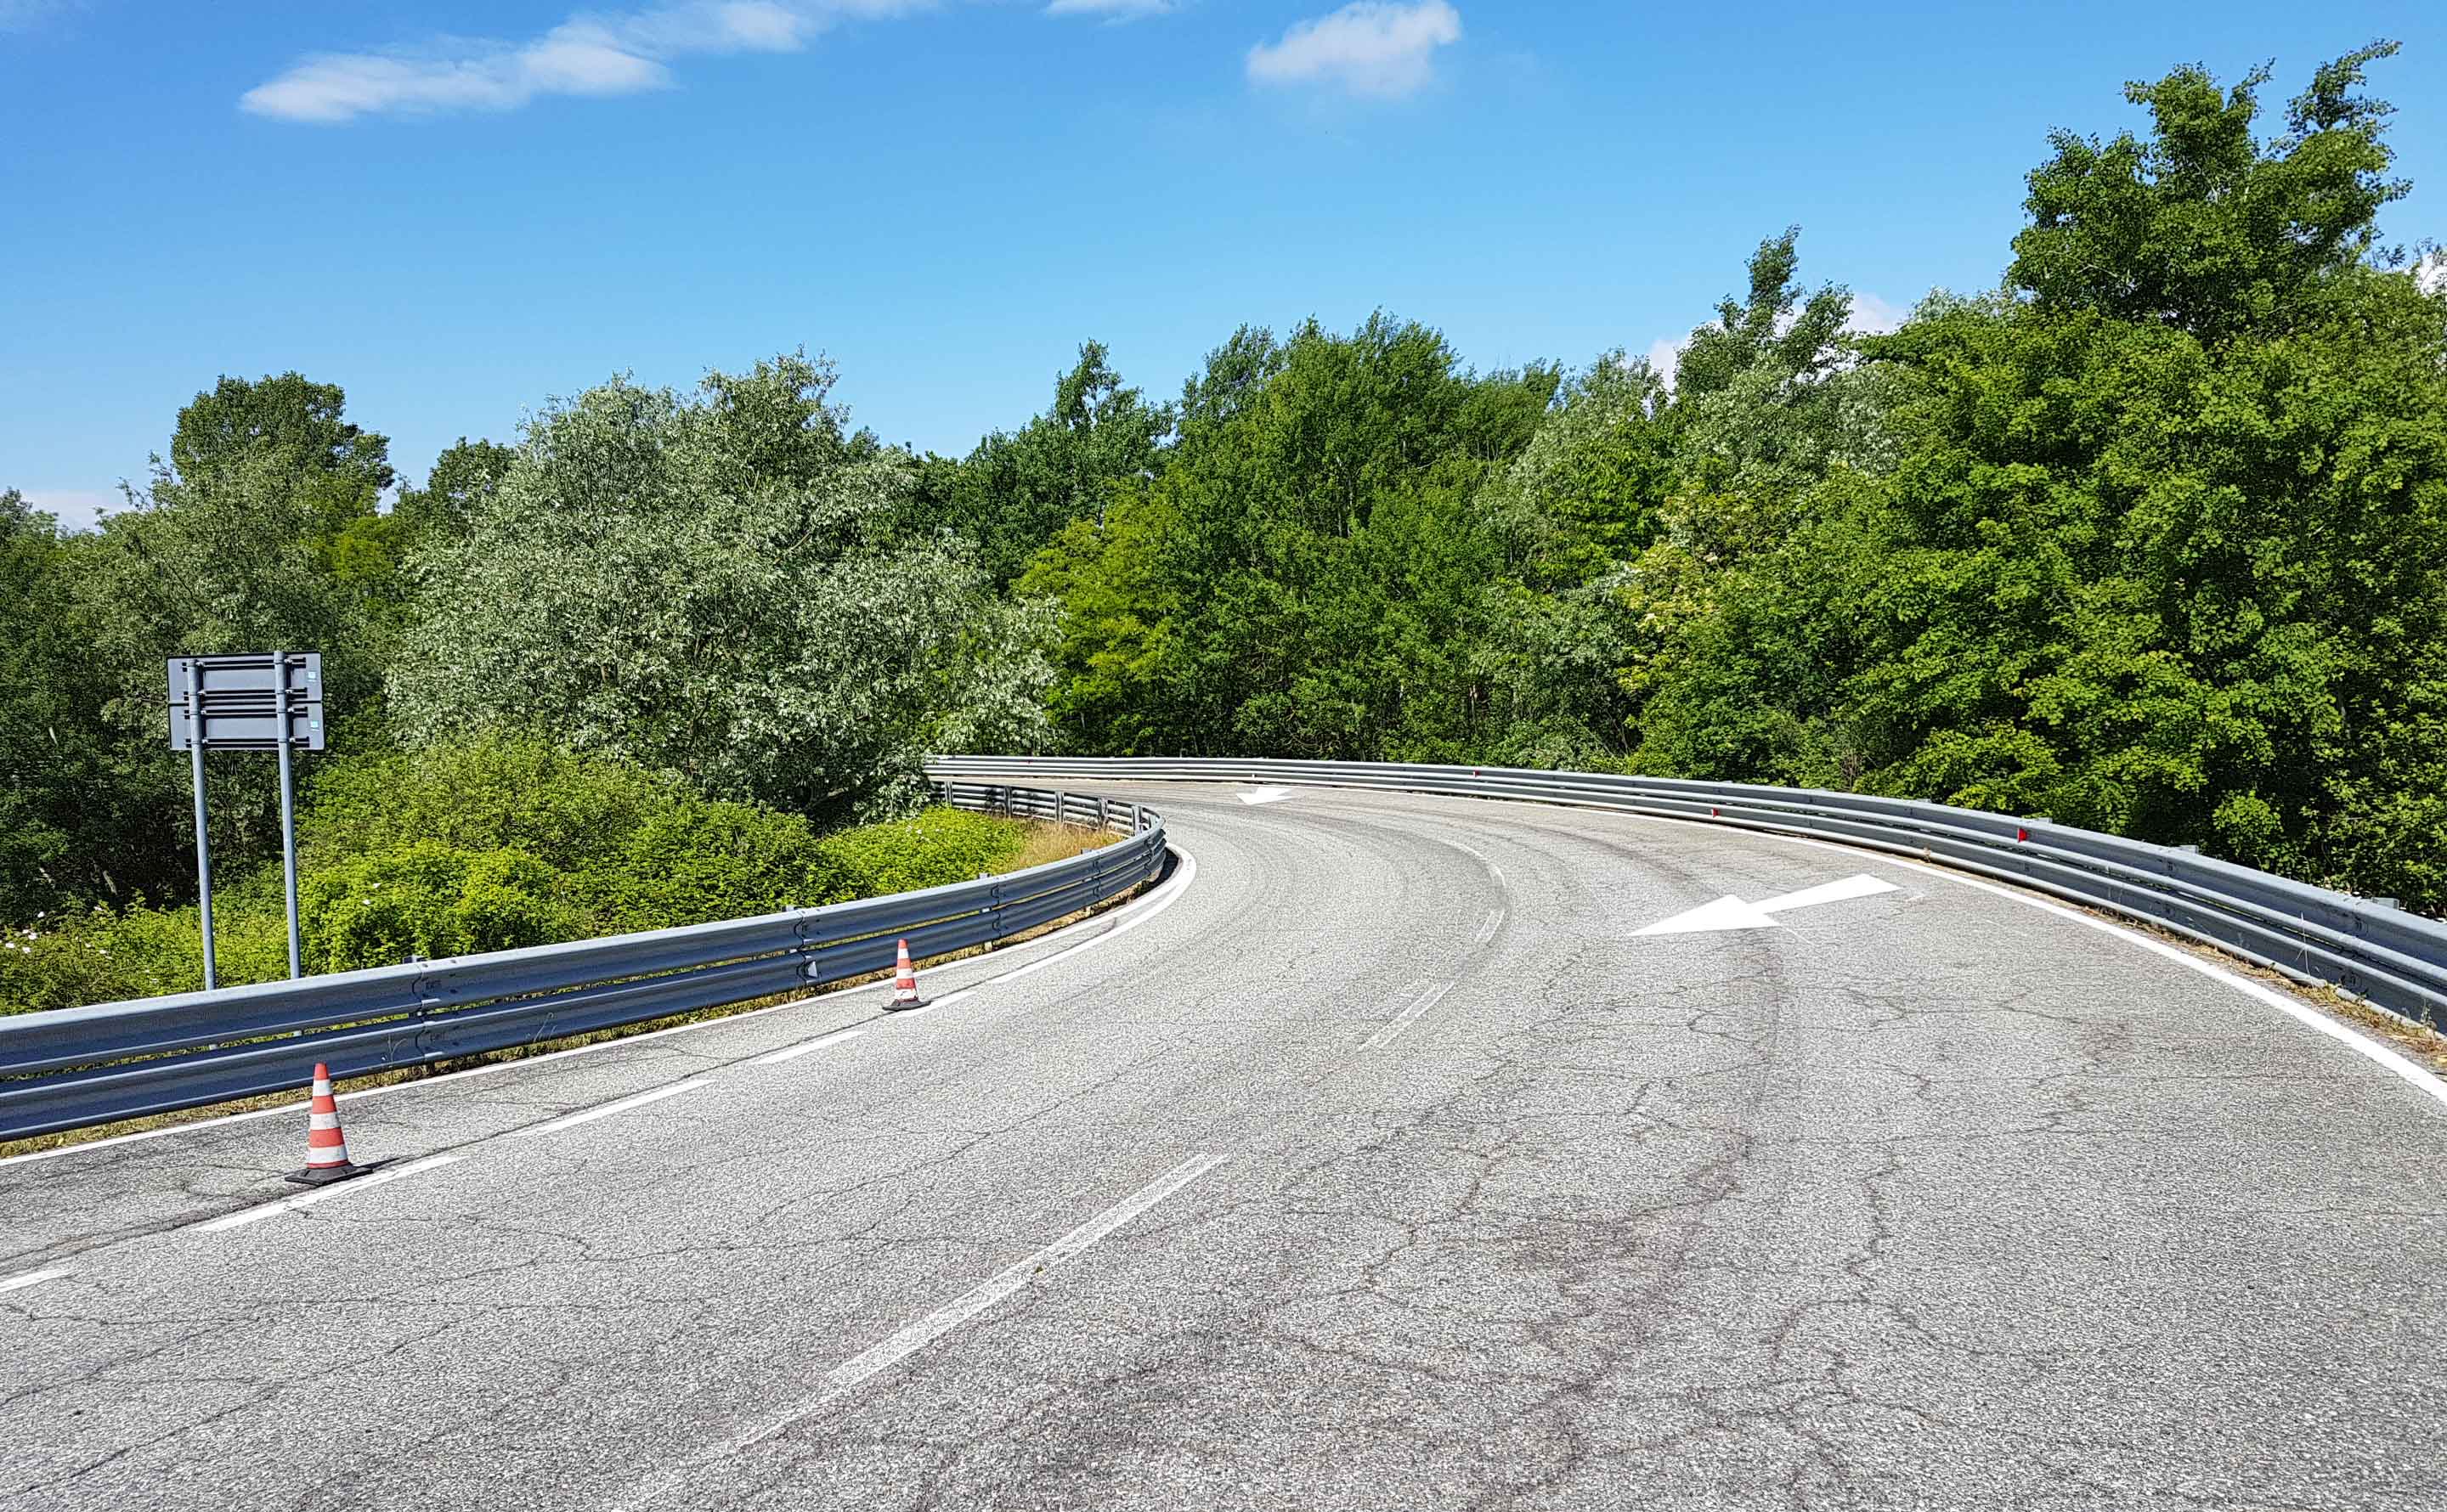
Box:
4, 783, 2444, 1511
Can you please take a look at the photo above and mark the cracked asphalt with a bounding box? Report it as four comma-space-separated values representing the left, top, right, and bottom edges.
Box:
3, 783, 2445, 1511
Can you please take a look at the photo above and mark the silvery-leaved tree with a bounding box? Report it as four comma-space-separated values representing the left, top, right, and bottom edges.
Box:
389, 353, 1049, 821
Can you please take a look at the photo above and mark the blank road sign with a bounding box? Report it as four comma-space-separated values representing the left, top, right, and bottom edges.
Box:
167, 653, 325, 751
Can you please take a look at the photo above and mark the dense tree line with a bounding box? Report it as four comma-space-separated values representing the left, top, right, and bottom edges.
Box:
5, 42, 2444, 945
1012, 44, 2447, 911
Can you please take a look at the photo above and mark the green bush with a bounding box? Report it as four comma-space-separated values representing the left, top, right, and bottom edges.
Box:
579, 799, 846, 932
0, 899, 291, 1014
304, 842, 582, 973
303, 733, 670, 872
1, 736, 1054, 1014
814, 807, 1027, 899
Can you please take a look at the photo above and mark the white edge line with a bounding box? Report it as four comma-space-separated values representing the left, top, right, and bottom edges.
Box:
510, 1079, 701, 1137
192, 1154, 462, 1235
2, 845, 1200, 1171
1759, 832, 2447, 1112
1363, 980, 1457, 1051
984, 847, 1200, 988
752, 1029, 863, 1066
0, 1267, 71, 1295
1361, 791, 2444, 1109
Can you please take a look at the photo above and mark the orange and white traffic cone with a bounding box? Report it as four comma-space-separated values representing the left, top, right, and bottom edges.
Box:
887, 938, 923, 1011
285, 1063, 360, 1187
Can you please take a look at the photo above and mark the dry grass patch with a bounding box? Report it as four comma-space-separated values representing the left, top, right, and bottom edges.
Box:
1005, 819, 1122, 871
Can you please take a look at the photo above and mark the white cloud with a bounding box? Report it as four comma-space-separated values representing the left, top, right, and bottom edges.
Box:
1046, 0, 1173, 16
2419, 251, 2445, 296
241, 2, 929, 123
1843, 291, 1908, 336
18, 488, 120, 532
1246, 0, 1461, 99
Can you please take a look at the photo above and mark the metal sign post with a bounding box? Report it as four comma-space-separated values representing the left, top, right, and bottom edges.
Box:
274, 671, 302, 979
167, 652, 326, 985
182, 659, 218, 990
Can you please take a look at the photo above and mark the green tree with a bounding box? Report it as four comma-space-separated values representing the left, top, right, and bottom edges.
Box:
66, 445, 391, 895
1636, 47, 2447, 909
0, 492, 105, 917
394, 437, 515, 541
913, 342, 1171, 586
2011, 42, 2409, 341
1021, 314, 1557, 757
390, 353, 1049, 817
1621, 230, 1901, 780
10, 375, 406, 912
170, 372, 394, 501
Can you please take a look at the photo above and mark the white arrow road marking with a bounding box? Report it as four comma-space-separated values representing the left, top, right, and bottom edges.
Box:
1239, 786, 1296, 805
1636, 872, 1901, 936
1636, 895, 1783, 935
1751, 873, 1902, 913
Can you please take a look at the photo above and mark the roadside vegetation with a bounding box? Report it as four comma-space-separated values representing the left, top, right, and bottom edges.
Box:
0, 733, 1074, 1013
5, 41, 2444, 997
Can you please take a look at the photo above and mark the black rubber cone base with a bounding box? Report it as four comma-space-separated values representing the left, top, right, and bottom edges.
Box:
285, 1162, 362, 1188
885, 997, 925, 1013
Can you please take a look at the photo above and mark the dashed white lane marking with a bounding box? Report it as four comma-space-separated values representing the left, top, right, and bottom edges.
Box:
1240, 786, 1296, 805
619, 1152, 1228, 1507
0, 1267, 71, 1295
1363, 981, 1457, 1051
510, 1080, 702, 1137
1471, 908, 1505, 948
817, 1152, 1227, 1397
1433, 834, 1507, 885
194, 1154, 462, 1235
894, 990, 972, 1020
1, 846, 1201, 1171
752, 1030, 862, 1066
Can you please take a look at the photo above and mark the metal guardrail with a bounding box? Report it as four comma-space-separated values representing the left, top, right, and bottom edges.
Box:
0, 786, 1166, 1142
926, 756, 2447, 1031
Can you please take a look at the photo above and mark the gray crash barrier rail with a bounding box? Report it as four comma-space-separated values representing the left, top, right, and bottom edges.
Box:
0, 785, 1165, 1142
925, 756, 2447, 1032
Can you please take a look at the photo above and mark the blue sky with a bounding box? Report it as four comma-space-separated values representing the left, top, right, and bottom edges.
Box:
4, 1, 2441, 528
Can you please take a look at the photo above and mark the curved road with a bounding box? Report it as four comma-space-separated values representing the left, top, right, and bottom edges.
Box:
3, 783, 2444, 1510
